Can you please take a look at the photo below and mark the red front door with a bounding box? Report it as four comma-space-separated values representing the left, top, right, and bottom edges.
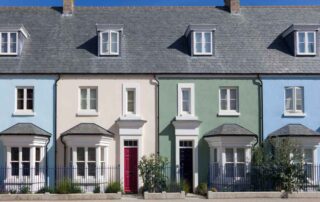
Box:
124, 147, 138, 193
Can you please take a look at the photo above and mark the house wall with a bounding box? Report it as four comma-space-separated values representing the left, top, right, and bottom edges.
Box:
56, 75, 157, 167
262, 76, 320, 161
0, 75, 57, 185
158, 77, 259, 183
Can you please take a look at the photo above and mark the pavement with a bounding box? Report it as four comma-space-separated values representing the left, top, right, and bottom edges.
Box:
5, 198, 320, 202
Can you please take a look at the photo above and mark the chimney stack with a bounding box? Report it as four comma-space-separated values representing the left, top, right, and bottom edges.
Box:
224, 0, 240, 14
63, 0, 74, 16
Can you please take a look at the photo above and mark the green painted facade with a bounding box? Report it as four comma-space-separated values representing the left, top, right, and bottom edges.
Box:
158, 77, 260, 183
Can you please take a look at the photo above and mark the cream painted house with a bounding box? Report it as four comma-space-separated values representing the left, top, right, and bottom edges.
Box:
56, 75, 157, 193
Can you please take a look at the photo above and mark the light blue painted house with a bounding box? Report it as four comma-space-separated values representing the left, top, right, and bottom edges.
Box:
0, 75, 57, 191
263, 76, 320, 167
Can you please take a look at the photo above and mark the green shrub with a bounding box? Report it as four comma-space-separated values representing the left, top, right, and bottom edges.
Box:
138, 154, 168, 193
55, 179, 82, 194
37, 186, 55, 194
105, 182, 122, 193
210, 187, 218, 192
196, 183, 207, 196
19, 186, 30, 194
181, 180, 191, 193
93, 185, 100, 193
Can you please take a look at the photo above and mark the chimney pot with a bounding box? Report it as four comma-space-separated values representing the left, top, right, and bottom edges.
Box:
63, 0, 74, 16
224, 0, 240, 14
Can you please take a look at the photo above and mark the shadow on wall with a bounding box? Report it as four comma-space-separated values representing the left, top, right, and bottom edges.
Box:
159, 119, 176, 179
198, 137, 209, 184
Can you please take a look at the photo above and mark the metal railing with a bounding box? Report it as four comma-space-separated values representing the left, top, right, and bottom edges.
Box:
208, 163, 320, 192
0, 166, 119, 193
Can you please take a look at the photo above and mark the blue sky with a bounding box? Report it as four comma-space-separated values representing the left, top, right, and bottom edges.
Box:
0, 0, 319, 6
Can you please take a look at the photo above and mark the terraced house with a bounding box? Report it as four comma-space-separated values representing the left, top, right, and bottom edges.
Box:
0, 0, 320, 194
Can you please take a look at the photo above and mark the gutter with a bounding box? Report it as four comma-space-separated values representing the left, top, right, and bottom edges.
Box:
153, 75, 160, 154
253, 74, 263, 145
54, 74, 61, 185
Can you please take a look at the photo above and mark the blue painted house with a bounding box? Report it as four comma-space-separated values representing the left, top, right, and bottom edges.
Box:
263, 76, 320, 164
0, 75, 57, 192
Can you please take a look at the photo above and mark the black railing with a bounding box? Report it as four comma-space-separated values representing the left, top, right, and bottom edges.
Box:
208, 163, 320, 192
0, 166, 119, 193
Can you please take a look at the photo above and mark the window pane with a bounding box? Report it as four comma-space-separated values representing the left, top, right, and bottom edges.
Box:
195, 43, 202, 53
226, 163, 234, 177
22, 148, 30, 161
111, 32, 118, 53
220, 89, 227, 110
88, 147, 96, 161
220, 89, 227, 99
308, 43, 315, 53
308, 32, 315, 43
205, 43, 211, 53
230, 89, 237, 99
27, 100, 33, 110
220, 100, 227, 110
237, 148, 245, 163
27, 89, 33, 110
89, 89, 97, 110
195, 33, 202, 43
127, 90, 135, 113
10, 33, 17, 53
204, 32, 211, 43
182, 89, 190, 113
27, 89, 33, 99
213, 148, 217, 163
298, 32, 305, 43
230, 100, 237, 110
22, 162, 30, 176
88, 163, 96, 176
77, 163, 85, 176
80, 89, 87, 110
285, 88, 293, 111
1, 33, 8, 53
236, 164, 245, 177
36, 148, 40, 161
11, 162, 19, 176
304, 149, 313, 163
11, 147, 19, 161
226, 148, 234, 163
77, 148, 85, 161
102, 32, 109, 53
296, 87, 303, 111
35, 162, 40, 176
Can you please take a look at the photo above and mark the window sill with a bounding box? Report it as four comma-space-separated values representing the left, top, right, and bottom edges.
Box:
283, 113, 306, 117
76, 111, 99, 117
120, 114, 142, 121
12, 111, 35, 117
175, 115, 199, 121
218, 111, 240, 117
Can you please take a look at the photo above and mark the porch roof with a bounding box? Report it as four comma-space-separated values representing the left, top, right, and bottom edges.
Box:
0, 123, 51, 137
269, 124, 320, 138
204, 123, 257, 138
61, 123, 114, 137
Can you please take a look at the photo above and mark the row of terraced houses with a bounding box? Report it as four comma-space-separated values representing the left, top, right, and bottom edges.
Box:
1, 0, 320, 194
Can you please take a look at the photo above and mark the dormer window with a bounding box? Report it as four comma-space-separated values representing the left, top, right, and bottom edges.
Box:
0, 32, 18, 55
185, 24, 216, 57
96, 24, 123, 57
297, 31, 316, 55
0, 25, 29, 56
100, 31, 119, 56
194, 31, 212, 55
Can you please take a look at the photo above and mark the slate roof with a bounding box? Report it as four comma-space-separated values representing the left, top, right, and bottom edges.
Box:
269, 124, 320, 137
1, 6, 320, 74
61, 123, 114, 137
0, 123, 51, 137
204, 123, 257, 137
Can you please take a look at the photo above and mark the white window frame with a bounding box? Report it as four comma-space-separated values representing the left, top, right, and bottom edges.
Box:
0, 32, 18, 55
14, 87, 34, 116
99, 30, 120, 56
296, 31, 316, 55
193, 31, 213, 56
284, 86, 304, 116
218, 87, 240, 116
78, 87, 98, 116
177, 83, 195, 118
122, 83, 140, 118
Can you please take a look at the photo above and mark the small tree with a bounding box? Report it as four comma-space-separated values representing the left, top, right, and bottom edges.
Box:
252, 138, 307, 193
138, 154, 168, 193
